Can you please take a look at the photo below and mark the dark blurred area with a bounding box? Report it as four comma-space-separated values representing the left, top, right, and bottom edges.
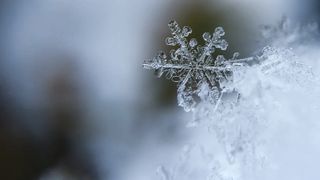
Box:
0, 0, 318, 179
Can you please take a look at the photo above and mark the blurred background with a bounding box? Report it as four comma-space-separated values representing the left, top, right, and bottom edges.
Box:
0, 0, 319, 179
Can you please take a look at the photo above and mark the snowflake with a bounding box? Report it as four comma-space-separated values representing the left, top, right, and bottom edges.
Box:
143, 20, 254, 111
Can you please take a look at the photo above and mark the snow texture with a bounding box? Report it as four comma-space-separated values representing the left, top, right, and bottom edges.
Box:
143, 20, 320, 180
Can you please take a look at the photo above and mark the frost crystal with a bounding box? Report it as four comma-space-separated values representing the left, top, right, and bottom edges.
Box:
143, 20, 254, 111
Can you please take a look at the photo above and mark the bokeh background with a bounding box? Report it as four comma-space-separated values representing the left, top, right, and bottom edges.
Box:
0, 0, 319, 179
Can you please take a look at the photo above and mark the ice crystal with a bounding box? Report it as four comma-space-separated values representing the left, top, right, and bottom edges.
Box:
143, 20, 254, 111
